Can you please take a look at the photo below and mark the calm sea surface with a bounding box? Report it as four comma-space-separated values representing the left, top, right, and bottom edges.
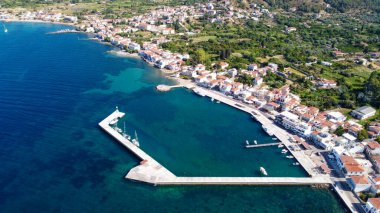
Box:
0, 22, 346, 212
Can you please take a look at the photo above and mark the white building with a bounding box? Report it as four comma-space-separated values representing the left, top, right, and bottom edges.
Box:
275, 111, 312, 137
128, 42, 141, 51
351, 106, 376, 120
327, 111, 346, 123
347, 175, 371, 192
310, 131, 333, 150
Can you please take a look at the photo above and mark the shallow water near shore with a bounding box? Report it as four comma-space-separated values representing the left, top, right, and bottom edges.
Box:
0, 22, 347, 212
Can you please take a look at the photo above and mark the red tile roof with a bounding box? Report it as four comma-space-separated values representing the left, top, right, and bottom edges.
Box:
368, 142, 380, 150
350, 175, 369, 185
369, 198, 380, 210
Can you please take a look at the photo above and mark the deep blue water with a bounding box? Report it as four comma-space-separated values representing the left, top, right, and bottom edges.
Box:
0, 22, 346, 212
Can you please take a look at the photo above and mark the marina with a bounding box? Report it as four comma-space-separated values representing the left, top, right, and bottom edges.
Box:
99, 108, 331, 186
0, 22, 349, 212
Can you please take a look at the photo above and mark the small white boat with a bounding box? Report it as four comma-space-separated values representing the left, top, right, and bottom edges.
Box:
262, 125, 274, 136
260, 167, 268, 176
115, 127, 123, 133
109, 118, 118, 125
246, 140, 249, 145
278, 144, 284, 148
272, 137, 278, 140
216, 101, 220, 104
286, 155, 294, 159
293, 162, 300, 166
281, 149, 288, 154
253, 140, 258, 145
3, 23, 7, 33
211, 98, 214, 102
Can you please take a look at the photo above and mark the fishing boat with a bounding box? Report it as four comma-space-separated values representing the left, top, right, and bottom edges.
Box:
246, 140, 249, 145
262, 125, 274, 136
253, 140, 258, 145
286, 155, 294, 159
293, 162, 300, 166
131, 130, 140, 147
281, 149, 288, 154
260, 167, 268, 176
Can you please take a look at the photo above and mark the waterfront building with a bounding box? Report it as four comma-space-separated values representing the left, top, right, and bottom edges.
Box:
337, 155, 365, 177
128, 42, 141, 51
347, 175, 371, 192
351, 106, 377, 120
310, 131, 333, 150
275, 111, 312, 137
365, 198, 380, 213
369, 176, 380, 194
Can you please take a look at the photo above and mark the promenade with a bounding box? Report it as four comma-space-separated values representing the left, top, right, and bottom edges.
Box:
99, 108, 331, 186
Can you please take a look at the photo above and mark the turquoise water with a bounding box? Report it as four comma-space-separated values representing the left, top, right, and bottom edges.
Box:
0, 22, 346, 212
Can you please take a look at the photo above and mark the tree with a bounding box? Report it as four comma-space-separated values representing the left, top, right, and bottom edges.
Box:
335, 126, 344, 136
357, 129, 369, 141
193, 49, 208, 64
376, 136, 380, 143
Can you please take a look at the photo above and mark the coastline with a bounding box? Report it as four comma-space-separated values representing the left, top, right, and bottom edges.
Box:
1, 18, 75, 27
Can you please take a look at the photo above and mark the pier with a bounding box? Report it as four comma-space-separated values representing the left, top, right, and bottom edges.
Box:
156, 84, 183, 92
47, 29, 80, 34
99, 109, 331, 186
245, 142, 281, 148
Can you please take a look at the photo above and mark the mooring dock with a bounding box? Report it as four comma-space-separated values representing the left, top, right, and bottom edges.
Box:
98, 109, 176, 183
99, 109, 331, 186
245, 142, 281, 148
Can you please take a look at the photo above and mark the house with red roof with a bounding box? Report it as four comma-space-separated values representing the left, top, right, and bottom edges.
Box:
365, 198, 380, 213
347, 175, 371, 192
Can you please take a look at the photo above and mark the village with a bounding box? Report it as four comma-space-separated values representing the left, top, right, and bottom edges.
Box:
1, 1, 380, 212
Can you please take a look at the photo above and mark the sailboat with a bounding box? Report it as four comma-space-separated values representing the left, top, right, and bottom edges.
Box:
3, 23, 7, 33
132, 130, 140, 147
122, 122, 131, 140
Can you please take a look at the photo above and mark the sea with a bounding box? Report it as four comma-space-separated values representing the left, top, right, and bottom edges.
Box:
0, 22, 347, 212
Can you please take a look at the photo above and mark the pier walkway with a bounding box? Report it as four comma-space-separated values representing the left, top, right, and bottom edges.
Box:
99, 109, 331, 186
156, 84, 183, 92
98, 109, 176, 183
246, 142, 281, 148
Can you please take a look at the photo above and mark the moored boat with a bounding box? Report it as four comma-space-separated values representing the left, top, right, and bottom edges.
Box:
262, 125, 274, 136
131, 130, 140, 147
286, 155, 294, 159
260, 167, 268, 176
281, 149, 288, 154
